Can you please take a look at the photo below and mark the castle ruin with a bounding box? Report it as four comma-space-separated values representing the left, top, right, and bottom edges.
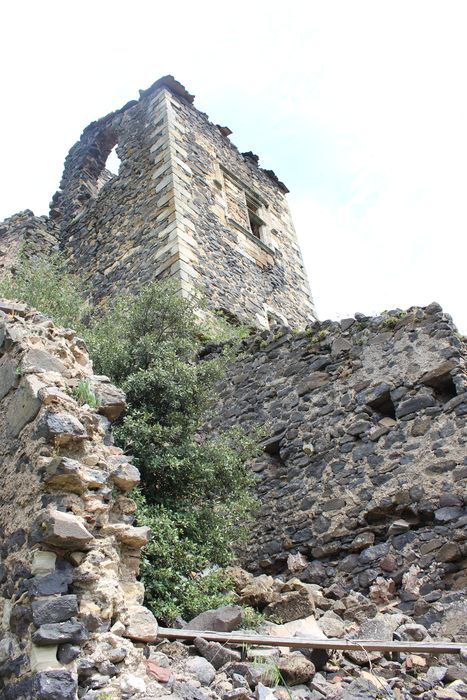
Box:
0, 77, 466, 699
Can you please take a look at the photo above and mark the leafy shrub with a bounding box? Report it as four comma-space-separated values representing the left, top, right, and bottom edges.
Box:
88, 283, 258, 620
0, 252, 89, 330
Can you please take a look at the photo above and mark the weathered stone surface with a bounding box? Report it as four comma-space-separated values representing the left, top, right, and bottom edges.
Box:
29, 571, 72, 596
32, 621, 88, 645
195, 637, 242, 670
0, 356, 19, 400
396, 395, 435, 418
186, 605, 243, 632
6, 375, 43, 436
44, 456, 106, 494
45, 411, 88, 443
276, 653, 315, 686
57, 644, 81, 664
185, 656, 216, 686
110, 461, 141, 492
32, 595, 78, 625
94, 380, 126, 421
30, 509, 94, 548
104, 523, 151, 548
123, 604, 159, 642
239, 576, 276, 608
35, 669, 78, 700
22, 348, 66, 375
264, 591, 315, 623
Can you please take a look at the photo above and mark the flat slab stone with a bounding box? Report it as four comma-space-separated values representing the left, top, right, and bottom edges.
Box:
30, 509, 94, 549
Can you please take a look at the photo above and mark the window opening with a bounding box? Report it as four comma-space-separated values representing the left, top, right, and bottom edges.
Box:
246, 197, 264, 239
104, 145, 121, 176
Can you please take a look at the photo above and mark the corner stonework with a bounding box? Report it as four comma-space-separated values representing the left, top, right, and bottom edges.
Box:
0, 301, 159, 699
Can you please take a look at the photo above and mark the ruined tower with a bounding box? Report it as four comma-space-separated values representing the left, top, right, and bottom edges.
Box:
49, 76, 316, 328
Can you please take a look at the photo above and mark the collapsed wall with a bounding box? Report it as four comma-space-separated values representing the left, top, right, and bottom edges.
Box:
0, 302, 162, 699
0, 211, 59, 281
210, 303, 467, 633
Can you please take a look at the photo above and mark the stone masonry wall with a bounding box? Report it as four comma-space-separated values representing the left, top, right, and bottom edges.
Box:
0, 302, 162, 699
0, 211, 59, 281
48, 76, 315, 327
209, 303, 467, 630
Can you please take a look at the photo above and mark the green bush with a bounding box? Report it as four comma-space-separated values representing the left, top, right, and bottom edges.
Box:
0, 251, 89, 330
88, 283, 258, 621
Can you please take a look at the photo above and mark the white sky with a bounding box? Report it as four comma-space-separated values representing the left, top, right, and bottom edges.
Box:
1, 1, 466, 331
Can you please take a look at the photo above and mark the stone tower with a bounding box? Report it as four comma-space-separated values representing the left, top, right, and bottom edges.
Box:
49, 76, 316, 328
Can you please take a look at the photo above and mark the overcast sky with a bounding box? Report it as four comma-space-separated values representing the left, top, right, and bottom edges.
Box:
1, 1, 466, 331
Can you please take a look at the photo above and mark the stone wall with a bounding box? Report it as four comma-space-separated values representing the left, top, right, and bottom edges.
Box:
209, 303, 467, 628
0, 302, 161, 699
48, 76, 315, 327
0, 211, 59, 281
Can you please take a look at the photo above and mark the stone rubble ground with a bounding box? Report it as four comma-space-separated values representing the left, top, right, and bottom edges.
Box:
77, 568, 466, 700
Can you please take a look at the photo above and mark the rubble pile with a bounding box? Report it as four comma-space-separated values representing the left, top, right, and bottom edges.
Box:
136, 568, 466, 700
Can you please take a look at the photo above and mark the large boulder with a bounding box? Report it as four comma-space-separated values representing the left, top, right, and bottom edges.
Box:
239, 576, 276, 608
276, 653, 315, 686
264, 591, 315, 624
186, 605, 243, 632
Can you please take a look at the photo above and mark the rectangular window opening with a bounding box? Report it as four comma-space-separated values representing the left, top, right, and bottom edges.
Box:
246, 198, 264, 239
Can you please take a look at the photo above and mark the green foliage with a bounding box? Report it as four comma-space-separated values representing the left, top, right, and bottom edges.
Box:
71, 379, 99, 408
0, 252, 89, 330
86, 282, 258, 622
241, 606, 266, 630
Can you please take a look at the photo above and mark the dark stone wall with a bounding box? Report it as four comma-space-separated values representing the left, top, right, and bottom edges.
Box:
209, 303, 467, 623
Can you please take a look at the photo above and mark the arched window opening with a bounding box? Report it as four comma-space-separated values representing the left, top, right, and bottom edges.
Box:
105, 145, 122, 176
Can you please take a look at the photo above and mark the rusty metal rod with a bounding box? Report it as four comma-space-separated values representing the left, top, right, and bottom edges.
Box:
157, 627, 467, 655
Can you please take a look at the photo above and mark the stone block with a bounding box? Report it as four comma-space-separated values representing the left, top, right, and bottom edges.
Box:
264, 591, 315, 624
22, 348, 66, 375
35, 669, 78, 700
30, 644, 62, 672
104, 523, 151, 548
32, 621, 88, 646
110, 461, 141, 492
30, 509, 94, 549
194, 637, 241, 670
29, 571, 71, 596
32, 595, 79, 625
31, 551, 57, 575
123, 605, 159, 642
186, 605, 243, 632
0, 356, 19, 400
6, 375, 44, 437
94, 380, 126, 421
44, 456, 107, 494
396, 395, 435, 418
45, 411, 89, 444
57, 644, 81, 664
